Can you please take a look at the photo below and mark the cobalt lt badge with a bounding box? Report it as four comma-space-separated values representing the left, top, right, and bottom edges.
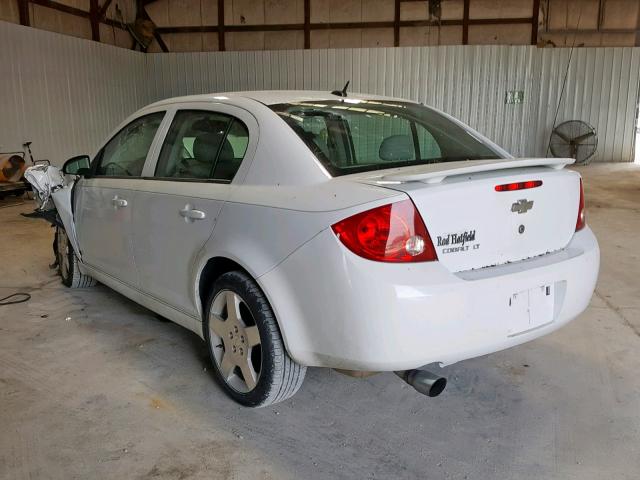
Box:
511, 199, 534, 214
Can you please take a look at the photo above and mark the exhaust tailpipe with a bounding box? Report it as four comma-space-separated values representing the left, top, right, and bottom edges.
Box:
395, 369, 447, 397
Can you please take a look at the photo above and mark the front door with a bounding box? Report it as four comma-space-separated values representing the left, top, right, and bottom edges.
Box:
131, 106, 254, 317
75, 111, 165, 287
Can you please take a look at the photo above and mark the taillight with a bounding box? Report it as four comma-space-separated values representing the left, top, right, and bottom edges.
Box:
495, 180, 542, 192
576, 178, 586, 231
331, 200, 437, 262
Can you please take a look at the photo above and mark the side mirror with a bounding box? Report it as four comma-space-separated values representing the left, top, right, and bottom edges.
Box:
62, 155, 91, 176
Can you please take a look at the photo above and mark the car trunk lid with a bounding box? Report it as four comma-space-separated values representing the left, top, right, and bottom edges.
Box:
351, 158, 581, 272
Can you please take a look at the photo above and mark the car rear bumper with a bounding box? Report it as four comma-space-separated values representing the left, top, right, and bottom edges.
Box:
259, 227, 600, 371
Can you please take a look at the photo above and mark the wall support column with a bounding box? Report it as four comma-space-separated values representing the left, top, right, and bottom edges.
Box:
90, 0, 100, 42
218, 0, 225, 51
304, 0, 310, 49
462, 0, 470, 44
17, 0, 30, 26
531, 0, 540, 45
393, 0, 400, 46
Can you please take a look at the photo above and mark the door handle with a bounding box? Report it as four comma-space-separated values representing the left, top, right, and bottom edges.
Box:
111, 196, 128, 208
179, 205, 206, 222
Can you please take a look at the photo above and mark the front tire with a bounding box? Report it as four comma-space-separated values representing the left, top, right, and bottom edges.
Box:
55, 226, 96, 288
204, 271, 306, 407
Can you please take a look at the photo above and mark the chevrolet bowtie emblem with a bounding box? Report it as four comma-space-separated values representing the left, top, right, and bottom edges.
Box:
511, 199, 534, 214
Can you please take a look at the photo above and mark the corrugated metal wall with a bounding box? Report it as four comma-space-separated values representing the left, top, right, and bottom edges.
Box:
534, 48, 640, 162
146, 46, 640, 162
1, 19, 639, 165
0, 21, 145, 166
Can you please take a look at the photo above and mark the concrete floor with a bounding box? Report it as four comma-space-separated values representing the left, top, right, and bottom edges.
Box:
0, 163, 639, 480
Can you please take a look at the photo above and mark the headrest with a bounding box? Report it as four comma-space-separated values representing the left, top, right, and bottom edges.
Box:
193, 132, 223, 162
217, 138, 234, 162
379, 134, 414, 161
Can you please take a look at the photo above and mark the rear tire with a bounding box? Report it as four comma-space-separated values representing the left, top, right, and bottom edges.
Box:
55, 226, 96, 288
204, 271, 306, 407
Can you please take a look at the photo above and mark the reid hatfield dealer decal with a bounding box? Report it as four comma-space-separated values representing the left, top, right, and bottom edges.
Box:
437, 230, 479, 254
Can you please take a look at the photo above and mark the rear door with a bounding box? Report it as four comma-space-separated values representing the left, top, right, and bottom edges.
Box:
131, 104, 256, 317
74, 111, 166, 287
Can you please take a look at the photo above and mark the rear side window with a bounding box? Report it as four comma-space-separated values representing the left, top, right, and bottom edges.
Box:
416, 124, 442, 159
94, 112, 164, 177
155, 110, 249, 182
271, 100, 500, 176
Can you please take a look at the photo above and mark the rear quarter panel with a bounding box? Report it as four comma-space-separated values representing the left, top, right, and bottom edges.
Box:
193, 181, 406, 317
198, 181, 406, 277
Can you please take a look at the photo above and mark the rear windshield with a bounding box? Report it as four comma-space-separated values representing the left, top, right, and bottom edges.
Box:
270, 100, 503, 176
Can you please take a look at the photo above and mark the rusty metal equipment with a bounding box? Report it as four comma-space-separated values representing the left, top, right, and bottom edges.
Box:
0, 154, 27, 182
0, 152, 28, 199
0, 142, 48, 199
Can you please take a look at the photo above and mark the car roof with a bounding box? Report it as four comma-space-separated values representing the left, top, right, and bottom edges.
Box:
146, 90, 408, 108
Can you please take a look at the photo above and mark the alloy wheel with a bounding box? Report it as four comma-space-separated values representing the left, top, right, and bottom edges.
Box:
209, 290, 262, 393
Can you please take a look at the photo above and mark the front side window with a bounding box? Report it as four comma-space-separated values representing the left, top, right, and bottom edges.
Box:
270, 100, 501, 176
155, 110, 249, 182
95, 112, 164, 177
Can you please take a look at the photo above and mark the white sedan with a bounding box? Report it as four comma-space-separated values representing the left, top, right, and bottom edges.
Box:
40, 90, 599, 407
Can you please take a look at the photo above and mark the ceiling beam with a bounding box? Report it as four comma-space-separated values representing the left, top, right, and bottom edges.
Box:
545, 27, 639, 34
156, 17, 535, 35
27, 0, 126, 30
98, 0, 112, 17
466, 18, 532, 26
92, 0, 114, 43
152, 30, 169, 52
29, 0, 89, 18
137, 5, 168, 52
19, 0, 542, 52
103, 17, 127, 30
27, 0, 129, 41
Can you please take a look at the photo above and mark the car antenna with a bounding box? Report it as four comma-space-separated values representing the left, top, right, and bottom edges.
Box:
331, 81, 350, 98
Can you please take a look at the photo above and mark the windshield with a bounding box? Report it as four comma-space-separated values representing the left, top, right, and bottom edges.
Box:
270, 100, 503, 176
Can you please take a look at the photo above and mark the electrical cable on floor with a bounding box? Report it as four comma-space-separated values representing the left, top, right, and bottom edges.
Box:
0, 293, 31, 305
546, 7, 583, 157
0, 200, 25, 209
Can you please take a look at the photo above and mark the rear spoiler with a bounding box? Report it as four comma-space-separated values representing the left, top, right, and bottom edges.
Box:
380, 158, 575, 184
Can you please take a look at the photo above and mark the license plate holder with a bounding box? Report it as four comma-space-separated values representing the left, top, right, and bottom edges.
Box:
507, 284, 554, 336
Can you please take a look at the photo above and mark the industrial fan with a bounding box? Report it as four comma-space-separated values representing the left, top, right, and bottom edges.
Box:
549, 120, 598, 165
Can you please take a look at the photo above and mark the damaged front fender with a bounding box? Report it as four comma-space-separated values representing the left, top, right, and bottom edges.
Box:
51, 186, 81, 260
23, 165, 82, 260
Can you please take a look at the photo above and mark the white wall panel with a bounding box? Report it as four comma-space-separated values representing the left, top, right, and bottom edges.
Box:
533, 47, 640, 162
1, 19, 638, 166
146, 45, 640, 162
0, 21, 145, 166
